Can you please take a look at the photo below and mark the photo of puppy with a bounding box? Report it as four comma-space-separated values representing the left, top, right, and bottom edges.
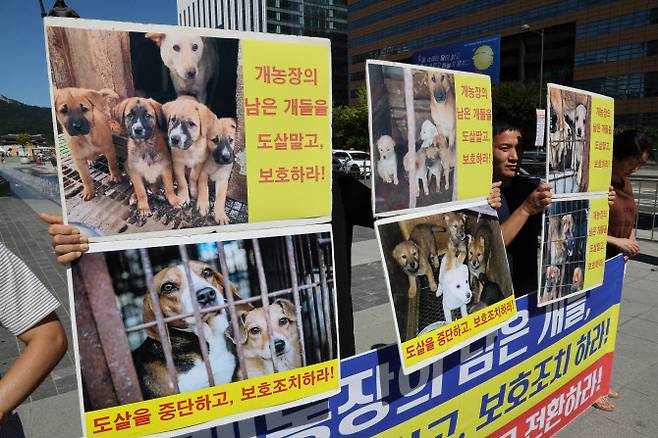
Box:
233, 299, 302, 379
540, 199, 589, 305
145, 33, 218, 104
53, 87, 122, 200
46, 24, 251, 237
547, 85, 592, 194
376, 134, 398, 185
367, 63, 465, 215
112, 97, 182, 217
70, 231, 338, 412
378, 205, 513, 342
198, 117, 237, 224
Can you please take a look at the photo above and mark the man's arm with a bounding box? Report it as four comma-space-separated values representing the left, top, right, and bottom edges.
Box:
0, 313, 67, 426
501, 183, 552, 246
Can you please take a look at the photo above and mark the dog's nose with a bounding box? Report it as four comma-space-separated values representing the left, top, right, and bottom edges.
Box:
196, 287, 216, 306
71, 121, 81, 130
170, 135, 180, 146
186, 69, 197, 80
134, 127, 144, 135
274, 339, 286, 354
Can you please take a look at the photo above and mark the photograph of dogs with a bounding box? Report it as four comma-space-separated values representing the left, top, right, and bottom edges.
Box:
547, 85, 592, 194
47, 25, 248, 236
539, 199, 589, 305
70, 232, 338, 410
367, 62, 459, 216
377, 205, 513, 342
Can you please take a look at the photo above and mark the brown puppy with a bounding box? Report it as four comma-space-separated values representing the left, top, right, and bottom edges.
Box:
543, 265, 561, 303
198, 117, 236, 224
133, 260, 251, 399
162, 96, 216, 206
571, 266, 584, 293
425, 71, 456, 149
53, 87, 122, 200
393, 239, 437, 299
409, 223, 441, 270
113, 97, 182, 216
434, 133, 455, 192
234, 299, 302, 379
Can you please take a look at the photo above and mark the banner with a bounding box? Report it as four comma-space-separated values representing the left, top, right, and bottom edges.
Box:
180, 255, 623, 438
413, 35, 501, 84
45, 18, 331, 243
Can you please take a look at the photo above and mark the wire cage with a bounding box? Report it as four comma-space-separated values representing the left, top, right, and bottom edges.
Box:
72, 233, 336, 411
541, 199, 589, 300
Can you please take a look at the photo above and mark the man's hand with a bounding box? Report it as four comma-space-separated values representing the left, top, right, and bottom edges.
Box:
521, 183, 552, 216
614, 237, 640, 257
38, 213, 88, 265
488, 181, 502, 209
608, 185, 616, 206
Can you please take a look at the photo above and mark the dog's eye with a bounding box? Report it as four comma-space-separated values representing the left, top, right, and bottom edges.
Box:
229, 137, 234, 144
188, 121, 196, 128
161, 282, 176, 293
80, 105, 89, 113
431, 76, 436, 83
173, 44, 180, 52
278, 317, 288, 327
126, 113, 133, 119
59, 105, 68, 114
145, 113, 152, 119
192, 43, 198, 51
212, 137, 219, 145
401, 255, 406, 259
249, 327, 261, 335
202, 267, 212, 278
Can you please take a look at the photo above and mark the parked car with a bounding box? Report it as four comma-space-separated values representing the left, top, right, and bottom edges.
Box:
333, 149, 371, 179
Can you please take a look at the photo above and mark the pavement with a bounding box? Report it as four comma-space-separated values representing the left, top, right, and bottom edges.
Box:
2, 165, 658, 437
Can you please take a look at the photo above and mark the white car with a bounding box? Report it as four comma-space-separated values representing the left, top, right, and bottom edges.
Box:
333, 149, 371, 179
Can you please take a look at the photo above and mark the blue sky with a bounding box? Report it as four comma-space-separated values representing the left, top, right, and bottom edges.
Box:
0, 0, 177, 107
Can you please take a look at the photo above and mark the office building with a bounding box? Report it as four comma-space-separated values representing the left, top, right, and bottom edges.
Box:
348, 1, 658, 128
177, 0, 349, 104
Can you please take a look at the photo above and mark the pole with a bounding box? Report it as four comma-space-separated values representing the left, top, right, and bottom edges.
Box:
538, 29, 544, 108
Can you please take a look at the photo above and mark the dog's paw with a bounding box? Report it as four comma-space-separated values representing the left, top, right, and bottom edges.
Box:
177, 192, 190, 207
214, 210, 230, 225
166, 194, 184, 209
197, 202, 209, 216
138, 206, 152, 219
109, 173, 122, 184
81, 187, 95, 201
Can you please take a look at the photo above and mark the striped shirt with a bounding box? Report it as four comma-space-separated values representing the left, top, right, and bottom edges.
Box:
0, 243, 59, 336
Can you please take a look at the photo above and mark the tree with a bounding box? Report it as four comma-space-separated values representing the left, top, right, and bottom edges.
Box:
332, 88, 369, 152
16, 133, 32, 157
491, 81, 540, 148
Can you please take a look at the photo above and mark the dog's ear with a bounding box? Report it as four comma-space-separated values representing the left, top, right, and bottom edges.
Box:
81, 88, 117, 111
112, 98, 130, 127
275, 299, 297, 322
478, 235, 485, 247
148, 99, 167, 130
142, 293, 160, 340
52, 88, 62, 110
196, 104, 217, 139
162, 101, 174, 122
145, 32, 166, 47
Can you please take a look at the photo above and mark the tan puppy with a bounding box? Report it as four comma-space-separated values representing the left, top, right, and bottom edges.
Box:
162, 96, 216, 206
234, 299, 302, 379
466, 227, 490, 300
145, 33, 217, 104
53, 87, 122, 200
425, 71, 456, 149
393, 239, 437, 299
543, 265, 561, 303
571, 266, 584, 293
198, 117, 236, 224
433, 133, 454, 192
409, 223, 441, 270
113, 97, 182, 216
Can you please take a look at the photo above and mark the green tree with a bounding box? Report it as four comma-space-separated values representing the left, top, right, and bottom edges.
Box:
16, 133, 32, 156
491, 81, 541, 147
332, 88, 369, 152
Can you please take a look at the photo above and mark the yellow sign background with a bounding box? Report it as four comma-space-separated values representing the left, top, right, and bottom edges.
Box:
588, 95, 614, 192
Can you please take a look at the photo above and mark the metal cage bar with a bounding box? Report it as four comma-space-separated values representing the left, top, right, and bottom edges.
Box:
179, 245, 215, 388
316, 233, 334, 358
286, 236, 307, 366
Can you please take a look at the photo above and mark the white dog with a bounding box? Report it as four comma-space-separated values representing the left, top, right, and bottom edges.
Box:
376, 135, 398, 185
571, 103, 587, 186
419, 120, 438, 149
436, 263, 473, 323
146, 32, 218, 104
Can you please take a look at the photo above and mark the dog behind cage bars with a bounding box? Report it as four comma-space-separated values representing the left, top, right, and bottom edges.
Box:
74, 233, 337, 407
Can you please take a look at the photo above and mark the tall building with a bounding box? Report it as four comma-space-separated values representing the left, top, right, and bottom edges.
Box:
177, 0, 349, 104
348, 1, 658, 128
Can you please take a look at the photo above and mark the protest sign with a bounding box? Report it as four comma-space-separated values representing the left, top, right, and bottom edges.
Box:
376, 202, 516, 374
44, 18, 331, 242
176, 255, 623, 438
366, 61, 492, 217
69, 224, 339, 437
546, 84, 614, 197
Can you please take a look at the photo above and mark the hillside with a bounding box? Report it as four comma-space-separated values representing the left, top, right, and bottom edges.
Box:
0, 95, 54, 145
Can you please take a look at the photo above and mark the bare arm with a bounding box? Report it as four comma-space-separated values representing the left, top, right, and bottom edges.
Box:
0, 313, 67, 426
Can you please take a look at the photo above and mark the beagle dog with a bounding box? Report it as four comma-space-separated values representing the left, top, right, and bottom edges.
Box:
112, 97, 182, 216
132, 261, 250, 400
53, 87, 122, 200
231, 298, 302, 379
145, 32, 218, 104
197, 117, 236, 225
162, 96, 216, 206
